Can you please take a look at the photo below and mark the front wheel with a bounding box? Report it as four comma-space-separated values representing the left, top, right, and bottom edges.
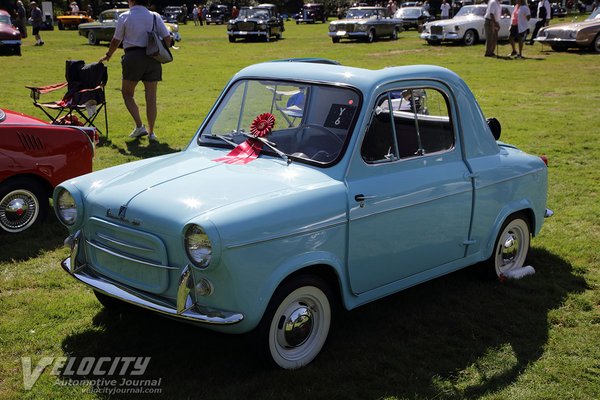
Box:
463, 29, 477, 46
58, 21, 64, 30
228, 35, 235, 43
87, 31, 99, 45
0, 178, 48, 233
258, 275, 333, 369
332, 37, 340, 43
488, 214, 531, 280
590, 33, 600, 53
366, 29, 375, 43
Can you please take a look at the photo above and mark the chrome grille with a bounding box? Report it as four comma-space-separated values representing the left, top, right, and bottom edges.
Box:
336, 24, 355, 32
237, 22, 255, 31
431, 26, 443, 35
85, 217, 172, 294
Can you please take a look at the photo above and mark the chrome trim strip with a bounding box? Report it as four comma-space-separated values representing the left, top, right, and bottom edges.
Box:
86, 239, 179, 270
96, 232, 155, 252
62, 258, 244, 325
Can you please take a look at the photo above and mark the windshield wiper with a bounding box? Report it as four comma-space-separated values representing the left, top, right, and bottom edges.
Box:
209, 134, 237, 148
239, 132, 290, 165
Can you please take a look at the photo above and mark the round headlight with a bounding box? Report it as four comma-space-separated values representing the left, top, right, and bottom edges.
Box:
329, 25, 336, 32
357, 24, 368, 32
56, 188, 77, 226
227, 23, 233, 30
258, 23, 267, 29
185, 225, 212, 269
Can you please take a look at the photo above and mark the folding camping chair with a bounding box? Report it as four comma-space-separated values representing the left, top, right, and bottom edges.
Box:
26, 60, 109, 138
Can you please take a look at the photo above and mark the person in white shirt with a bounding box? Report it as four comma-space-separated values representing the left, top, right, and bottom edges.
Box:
440, 0, 451, 19
528, 0, 551, 44
508, 0, 531, 58
484, 0, 502, 57
99, 0, 172, 141
70, 2, 79, 13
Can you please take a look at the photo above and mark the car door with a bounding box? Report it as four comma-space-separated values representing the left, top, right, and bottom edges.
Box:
346, 84, 473, 294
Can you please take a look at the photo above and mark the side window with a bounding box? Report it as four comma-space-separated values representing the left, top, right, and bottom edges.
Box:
361, 87, 454, 164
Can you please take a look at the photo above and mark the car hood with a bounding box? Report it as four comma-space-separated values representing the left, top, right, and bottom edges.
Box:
427, 15, 480, 27
231, 17, 270, 23
0, 23, 20, 37
0, 108, 47, 125
71, 146, 339, 233
543, 19, 600, 31
331, 18, 374, 24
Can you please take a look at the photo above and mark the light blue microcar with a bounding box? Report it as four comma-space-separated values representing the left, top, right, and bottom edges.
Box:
54, 59, 552, 369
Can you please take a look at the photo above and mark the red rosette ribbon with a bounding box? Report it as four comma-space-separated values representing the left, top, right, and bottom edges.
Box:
213, 113, 276, 165
250, 113, 275, 137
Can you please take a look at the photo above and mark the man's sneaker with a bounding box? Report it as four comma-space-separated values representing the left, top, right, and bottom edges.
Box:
148, 132, 158, 142
129, 125, 148, 138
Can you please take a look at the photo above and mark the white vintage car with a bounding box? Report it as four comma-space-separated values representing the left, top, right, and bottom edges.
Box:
420, 4, 538, 46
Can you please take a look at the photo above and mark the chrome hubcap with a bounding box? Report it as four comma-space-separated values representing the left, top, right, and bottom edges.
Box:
279, 302, 314, 348
501, 233, 519, 265
0, 191, 38, 231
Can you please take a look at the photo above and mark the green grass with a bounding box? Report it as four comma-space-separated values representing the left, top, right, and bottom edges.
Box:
1, 17, 599, 399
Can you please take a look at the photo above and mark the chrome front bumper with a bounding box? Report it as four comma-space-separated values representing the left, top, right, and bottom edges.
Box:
420, 32, 460, 41
62, 232, 244, 325
228, 30, 268, 37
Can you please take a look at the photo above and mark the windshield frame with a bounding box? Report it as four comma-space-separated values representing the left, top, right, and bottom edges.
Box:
197, 77, 363, 168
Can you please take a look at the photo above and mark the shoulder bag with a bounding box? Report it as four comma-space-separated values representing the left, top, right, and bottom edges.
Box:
147, 15, 173, 64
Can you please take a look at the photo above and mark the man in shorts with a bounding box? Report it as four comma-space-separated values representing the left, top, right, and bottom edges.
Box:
29, 2, 44, 46
99, 0, 172, 141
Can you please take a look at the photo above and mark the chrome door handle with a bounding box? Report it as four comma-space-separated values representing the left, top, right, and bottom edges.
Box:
354, 194, 375, 202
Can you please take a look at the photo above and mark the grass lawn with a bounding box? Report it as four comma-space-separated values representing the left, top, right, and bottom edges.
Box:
0, 16, 599, 399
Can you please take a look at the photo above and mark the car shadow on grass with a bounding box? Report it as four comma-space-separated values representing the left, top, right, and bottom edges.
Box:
0, 213, 67, 263
59, 248, 585, 399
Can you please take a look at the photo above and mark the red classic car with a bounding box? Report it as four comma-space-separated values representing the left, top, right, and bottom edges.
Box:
0, 108, 96, 233
0, 9, 21, 56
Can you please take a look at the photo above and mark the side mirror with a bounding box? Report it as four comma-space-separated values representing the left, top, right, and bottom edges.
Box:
487, 117, 501, 140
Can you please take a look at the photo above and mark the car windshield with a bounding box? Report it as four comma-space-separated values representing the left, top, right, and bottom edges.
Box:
455, 6, 485, 17
0, 15, 11, 24
345, 9, 377, 19
396, 8, 421, 18
587, 7, 600, 20
239, 8, 271, 18
199, 79, 361, 165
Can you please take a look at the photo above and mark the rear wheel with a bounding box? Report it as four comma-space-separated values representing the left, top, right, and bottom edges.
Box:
488, 214, 531, 280
258, 275, 333, 369
0, 178, 48, 233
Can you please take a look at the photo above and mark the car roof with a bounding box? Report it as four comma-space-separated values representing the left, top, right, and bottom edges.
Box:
0, 9, 10, 17
236, 61, 463, 94
350, 7, 387, 10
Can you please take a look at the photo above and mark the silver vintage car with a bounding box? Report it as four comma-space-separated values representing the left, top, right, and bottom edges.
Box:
328, 6, 402, 43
